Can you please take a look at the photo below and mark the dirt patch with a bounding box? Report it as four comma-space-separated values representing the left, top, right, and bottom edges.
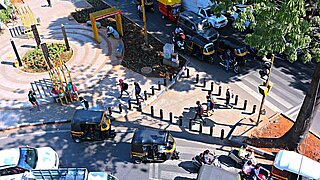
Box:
245, 114, 320, 162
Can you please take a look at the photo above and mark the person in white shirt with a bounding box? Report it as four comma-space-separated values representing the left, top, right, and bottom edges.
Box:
242, 160, 254, 176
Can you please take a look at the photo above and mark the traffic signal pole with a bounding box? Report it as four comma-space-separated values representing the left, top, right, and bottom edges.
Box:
141, 0, 148, 45
256, 54, 274, 125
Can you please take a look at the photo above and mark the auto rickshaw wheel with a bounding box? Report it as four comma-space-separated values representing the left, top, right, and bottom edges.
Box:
73, 138, 81, 143
133, 157, 142, 164
234, 66, 240, 74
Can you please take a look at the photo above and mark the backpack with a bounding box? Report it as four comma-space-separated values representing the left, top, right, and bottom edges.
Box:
122, 83, 128, 90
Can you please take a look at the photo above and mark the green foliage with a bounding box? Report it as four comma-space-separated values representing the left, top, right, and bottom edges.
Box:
0, 3, 13, 23
22, 43, 72, 73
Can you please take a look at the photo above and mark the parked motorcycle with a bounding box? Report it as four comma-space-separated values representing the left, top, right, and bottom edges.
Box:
219, 55, 240, 74
191, 150, 220, 171
172, 32, 186, 51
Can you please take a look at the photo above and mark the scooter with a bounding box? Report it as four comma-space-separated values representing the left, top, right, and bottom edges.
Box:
219, 55, 240, 74
172, 32, 186, 51
192, 154, 203, 170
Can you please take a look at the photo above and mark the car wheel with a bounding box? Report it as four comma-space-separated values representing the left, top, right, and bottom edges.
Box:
234, 66, 240, 74
133, 158, 142, 164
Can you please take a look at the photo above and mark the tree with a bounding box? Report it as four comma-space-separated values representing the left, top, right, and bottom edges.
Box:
213, 0, 320, 151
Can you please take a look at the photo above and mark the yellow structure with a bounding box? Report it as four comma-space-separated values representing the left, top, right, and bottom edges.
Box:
17, 4, 37, 39
89, 8, 123, 43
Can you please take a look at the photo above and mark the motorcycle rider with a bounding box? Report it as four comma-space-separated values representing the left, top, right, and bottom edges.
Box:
225, 49, 235, 72
173, 26, 185, 50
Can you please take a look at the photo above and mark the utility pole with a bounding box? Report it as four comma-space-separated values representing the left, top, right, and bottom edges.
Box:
141, 0, 148, 45
257, 54, 274, 125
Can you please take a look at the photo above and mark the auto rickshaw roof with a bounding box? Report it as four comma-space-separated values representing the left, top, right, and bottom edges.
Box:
132, 129, 168, 145
219, 36, 246, 49
72, 110, 104, 124
189, 35, 213, 47
158, 0, 181, 6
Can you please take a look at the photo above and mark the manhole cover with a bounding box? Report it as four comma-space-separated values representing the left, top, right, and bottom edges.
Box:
141, 67, 152, 74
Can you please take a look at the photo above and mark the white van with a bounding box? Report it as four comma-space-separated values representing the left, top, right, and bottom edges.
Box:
272, 150, 320, 180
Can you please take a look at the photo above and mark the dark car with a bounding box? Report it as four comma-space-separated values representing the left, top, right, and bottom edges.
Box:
177, 11, 219, 42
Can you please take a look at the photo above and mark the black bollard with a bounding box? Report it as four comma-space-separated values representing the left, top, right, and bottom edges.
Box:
211, 82, 214, 92
151, 86, 155, 95
243, 100, 248, 110
160, 109, 163, 120
252, 105, 257, 114
151, 106, 154, 117
158, 81, 161, 90
235, 95, 238, 105
210, 126, 214, 136
203, 78, 206, 87
187, 68, 190, 78
179, 116, 183, 126
169, 112, 173, 123
10, 39, 22, 66
144, 90, 147, 100
208, 90, 212, 96
119, 104, 122, 113
108, 107, 112, 115
189, 119, 192, 131
138, 103, 142, 112
218, 86, 222, 96
196, 74, 199, 83
199, 123, 203, 133
128, 100, 132, 110
170, 74, 173, 81
220, 129, 224, 140
163, 78, 167, 86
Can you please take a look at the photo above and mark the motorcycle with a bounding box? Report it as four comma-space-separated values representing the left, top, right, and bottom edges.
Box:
219, 55, 240, 74
172, 32, 186, 51
192, 151, 220, 171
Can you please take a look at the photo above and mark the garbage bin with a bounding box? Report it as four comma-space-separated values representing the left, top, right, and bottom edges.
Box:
115, 43, 123, 58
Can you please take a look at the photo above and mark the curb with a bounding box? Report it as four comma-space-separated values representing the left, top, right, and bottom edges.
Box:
0, 119, 71, 131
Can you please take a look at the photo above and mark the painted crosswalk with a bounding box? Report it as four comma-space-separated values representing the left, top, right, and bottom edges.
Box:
233, 65, 309, 121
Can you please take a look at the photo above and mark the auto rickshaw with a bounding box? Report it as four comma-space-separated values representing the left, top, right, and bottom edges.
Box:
217, 36, 249, 65
130, 129, 180, 163
70, 110, 115, 143
157, 0, 181, 22
136, 0, 155, 12
186, 35, 216, 62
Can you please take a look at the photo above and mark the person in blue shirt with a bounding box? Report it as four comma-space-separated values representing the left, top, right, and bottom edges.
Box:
225, 49, 235, 71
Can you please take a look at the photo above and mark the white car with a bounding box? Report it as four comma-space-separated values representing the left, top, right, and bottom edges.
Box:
0, 147, 59, 177
230, 4, 253, 28
197, 7, 228, 29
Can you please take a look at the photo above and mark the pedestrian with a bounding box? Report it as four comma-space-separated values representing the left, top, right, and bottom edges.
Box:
79, 96, 89, 110
225, 49, 234, 72
28, 90, 40, 111
134, 82, 144, 102
192, 101, 206, 124
206, 96, 214, 116
117, 79, 129, 98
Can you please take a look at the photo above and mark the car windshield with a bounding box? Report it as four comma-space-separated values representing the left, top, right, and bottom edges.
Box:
237, 47, 247, 54
205, 9, 213, 16
18, 147, 37, 169
197, 20, 210, 31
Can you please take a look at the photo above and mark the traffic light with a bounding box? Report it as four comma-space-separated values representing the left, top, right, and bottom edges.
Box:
258, 81, 273, 96
259, 61, 271, 80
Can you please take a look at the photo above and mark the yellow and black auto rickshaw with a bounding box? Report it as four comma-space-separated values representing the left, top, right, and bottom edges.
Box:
186, 35, 216, 62
217, 36, 249, 64
130, 129, 180, 164
136, 0, 155, 12
70, 110, 115, 143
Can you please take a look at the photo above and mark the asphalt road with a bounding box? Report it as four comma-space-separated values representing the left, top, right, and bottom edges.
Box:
102, 0, 318, 136
0, 123, 240, 180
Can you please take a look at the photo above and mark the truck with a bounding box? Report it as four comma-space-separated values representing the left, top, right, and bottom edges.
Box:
0, 168, 118, 180
181, 0, 228, 29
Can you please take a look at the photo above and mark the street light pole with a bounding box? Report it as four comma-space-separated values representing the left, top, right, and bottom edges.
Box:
141, 0, 148, 45
256, 54, 275, 125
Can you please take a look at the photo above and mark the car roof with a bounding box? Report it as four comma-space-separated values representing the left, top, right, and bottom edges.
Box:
0, 148, 20, 169
197, 165, 239, 180
179, 11, 205, 24
72, 110, 104, 124
132, 129, 168, 145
